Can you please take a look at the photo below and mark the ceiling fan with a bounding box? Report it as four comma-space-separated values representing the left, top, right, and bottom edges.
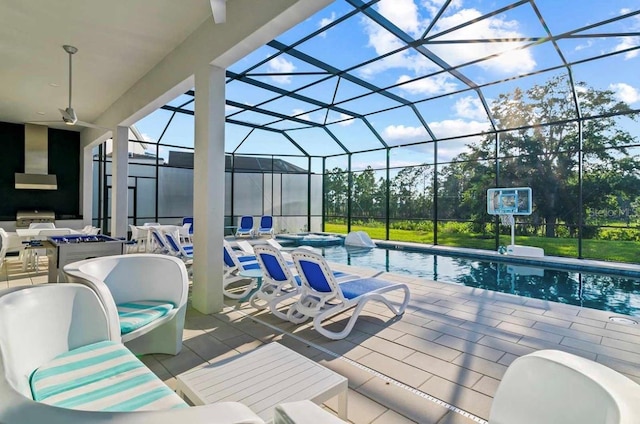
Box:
30, 45, 107, 130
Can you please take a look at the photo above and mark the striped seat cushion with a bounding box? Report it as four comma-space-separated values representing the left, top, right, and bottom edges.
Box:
117, 301, 174, 334
30, 340, 187, 411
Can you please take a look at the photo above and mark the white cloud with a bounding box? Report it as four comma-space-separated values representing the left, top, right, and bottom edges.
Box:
377, 0, 423, 36
613, 36, 640, 60
383, 124, 429, 143
327, 112, 356, 126
454, 96, 487, 120
358, 1, 535, 84
382, 118, 490, 145
574, 40, 593, 52
337, 113, 355, 126
267, 56, 296, 84
428, 9, 536, 75
358, 1, 436, 78
292, 108, 314, 123
421, 0, 463, 18
428, 119, 490, 140
395, 74, 457, 95
318, 12, 336, 37
610, 82, 640, 104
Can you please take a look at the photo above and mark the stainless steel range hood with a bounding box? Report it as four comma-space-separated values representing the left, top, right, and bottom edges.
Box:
15, 124, 58, 190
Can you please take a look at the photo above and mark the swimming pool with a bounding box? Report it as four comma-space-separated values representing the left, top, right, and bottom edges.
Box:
319, 245, 640, 318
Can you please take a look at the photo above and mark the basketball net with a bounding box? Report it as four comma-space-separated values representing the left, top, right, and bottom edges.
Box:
499, 214, 514, 227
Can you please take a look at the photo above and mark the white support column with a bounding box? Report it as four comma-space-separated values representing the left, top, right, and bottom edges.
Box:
80, 144, 94, 227
192, 64, 225, 314
111, 126, 129, 238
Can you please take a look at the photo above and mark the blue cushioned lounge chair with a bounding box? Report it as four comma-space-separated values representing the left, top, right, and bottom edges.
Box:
257, 215, 275, 238
164, 231, 193, 259
251, 244, 354, 320
290, 249, 410, 340
223, 240, 262, 300
235, 216, 255, 238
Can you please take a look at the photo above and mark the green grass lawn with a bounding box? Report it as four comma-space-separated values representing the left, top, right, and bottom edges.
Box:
324, 223, 640, 263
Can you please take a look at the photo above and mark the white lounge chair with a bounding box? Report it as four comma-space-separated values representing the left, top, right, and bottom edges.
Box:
62, 253, 189, 356
489, 349, 640, 424
257, 215, 275, 238
0, 284, 265, 424
250, 244, 301, 318
289, 249, 410, 340
251, 244, 354, 320
165, 231, 193, 260
222, 240, 262, 300
148, 227, 171, 254
235, 215, 255, 238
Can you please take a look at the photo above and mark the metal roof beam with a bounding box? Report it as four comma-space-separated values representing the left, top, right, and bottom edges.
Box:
268, 39, 412, 106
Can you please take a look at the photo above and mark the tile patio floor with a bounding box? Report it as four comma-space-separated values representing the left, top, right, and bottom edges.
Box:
3, 255, 640, 423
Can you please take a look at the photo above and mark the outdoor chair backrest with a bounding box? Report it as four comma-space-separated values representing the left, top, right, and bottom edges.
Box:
254, 244, 294, 284
291, 250, 341, 298
181, 217, 194, 234
223, 241, 237, 268
239, 216, 253, 230
260, 215, 273, 229
150, 227, 168, 252
165, 232, 191, 258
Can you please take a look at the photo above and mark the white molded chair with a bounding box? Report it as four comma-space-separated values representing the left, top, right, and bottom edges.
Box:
251, 244, 301, 318
235, 216, 255, 238
165, 232, 193, 260
251, 244, 354, 320
222, 240, 262, 300
0, 284, 265, 424
257, 215, 275, 238
149, 227, 171, 254
62, 254, 189, 355
489, 349, 640, 424
179, 223, 192, 244
290, 249, 410, 340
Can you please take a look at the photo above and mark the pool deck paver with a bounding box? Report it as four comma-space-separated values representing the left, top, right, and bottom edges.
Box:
3, 253, 640, 423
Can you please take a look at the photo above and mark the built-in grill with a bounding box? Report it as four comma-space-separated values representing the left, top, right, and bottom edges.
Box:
16, 210, 55, 229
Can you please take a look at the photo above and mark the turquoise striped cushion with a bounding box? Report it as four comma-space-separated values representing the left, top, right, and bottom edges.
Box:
117, 301, 174, 334
30, 340, 187, 411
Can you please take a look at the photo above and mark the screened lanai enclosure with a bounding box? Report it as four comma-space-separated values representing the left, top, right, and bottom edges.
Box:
93, 0, 640, 263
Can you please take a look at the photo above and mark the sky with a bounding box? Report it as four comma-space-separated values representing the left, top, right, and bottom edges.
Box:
135, 0, 640, 172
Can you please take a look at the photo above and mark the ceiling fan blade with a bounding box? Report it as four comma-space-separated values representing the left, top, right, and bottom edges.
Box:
26, 121, 62, 125
76, 120, 110, 130
210, 0, 226, 23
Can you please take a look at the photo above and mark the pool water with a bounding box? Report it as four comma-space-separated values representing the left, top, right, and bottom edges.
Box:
319, 245, 640, 318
